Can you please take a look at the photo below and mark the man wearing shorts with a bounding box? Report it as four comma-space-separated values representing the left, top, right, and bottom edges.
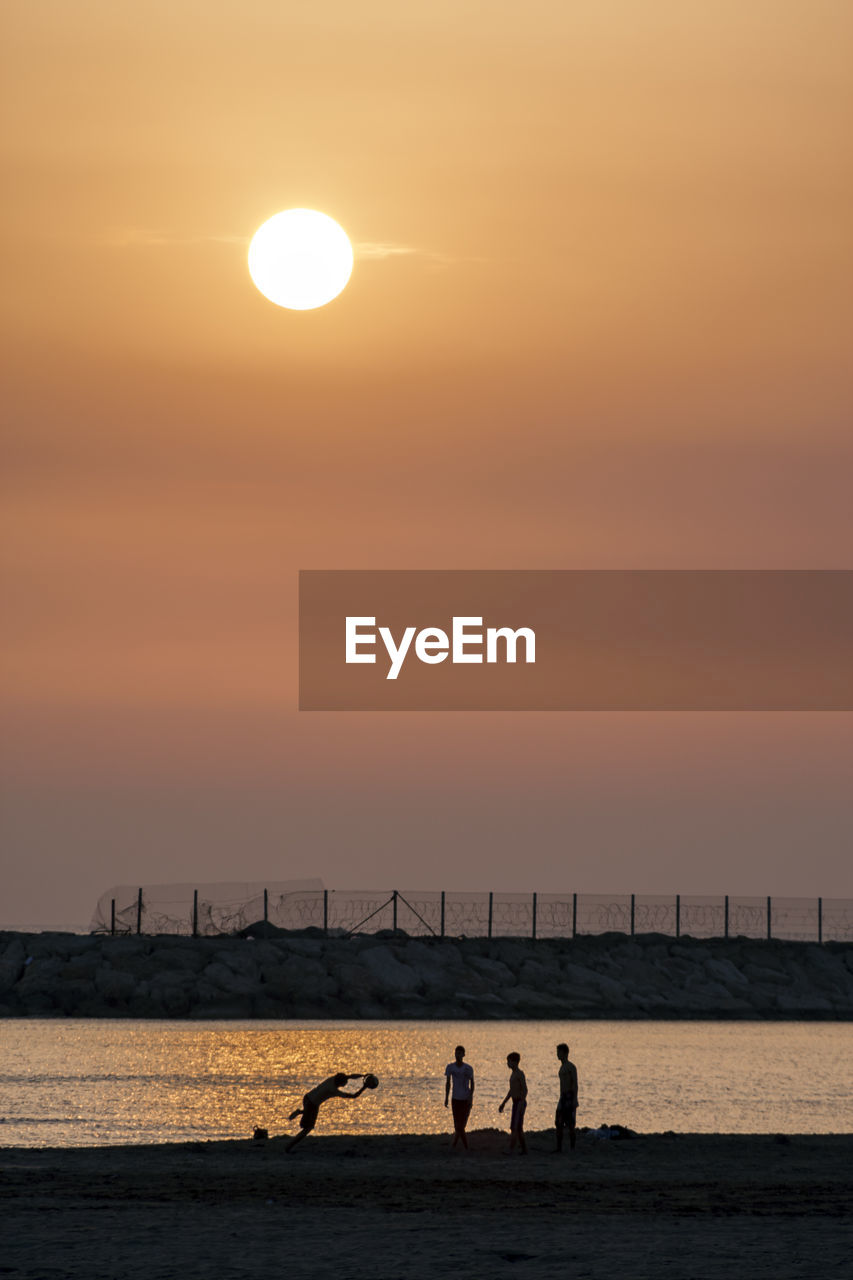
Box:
498, 1051, 528, 1155
286, 1072, 368, 1152
444, 1045, 475, 1149
554, 1042, 578, 1152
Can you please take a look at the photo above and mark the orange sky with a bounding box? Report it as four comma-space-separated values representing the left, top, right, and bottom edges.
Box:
1, 2, 852, 925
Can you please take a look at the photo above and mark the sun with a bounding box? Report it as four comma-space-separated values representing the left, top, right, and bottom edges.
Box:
248, 209, 353, 311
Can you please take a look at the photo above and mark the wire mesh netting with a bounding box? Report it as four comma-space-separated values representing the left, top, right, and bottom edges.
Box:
88, 884, 853, 943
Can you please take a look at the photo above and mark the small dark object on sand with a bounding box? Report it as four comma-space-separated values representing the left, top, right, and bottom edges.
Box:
364, 1074, 379, 1089
253, 1127, 268, 1141
589, 1123, 638, 1140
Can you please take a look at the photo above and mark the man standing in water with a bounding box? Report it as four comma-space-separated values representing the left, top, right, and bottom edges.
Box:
498, 1051, 528, 1155
555, 1042, 578, 1152
286, 1072, 369, 1152
444, 1044, 475, 1149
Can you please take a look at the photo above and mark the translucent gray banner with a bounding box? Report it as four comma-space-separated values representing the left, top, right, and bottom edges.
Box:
299, 570, 853, 710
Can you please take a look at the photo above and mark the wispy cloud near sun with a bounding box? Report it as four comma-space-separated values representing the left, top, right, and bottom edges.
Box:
106, 229, 455, 265
354, 241, 417, 260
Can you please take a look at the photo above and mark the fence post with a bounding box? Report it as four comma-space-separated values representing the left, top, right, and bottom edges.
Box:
818, 896, 823, 945
572, 892, 577, 939
192, 889, 198, 938
724, 894, 729, 939
630, 893, 635, 937
532, 892, 537, 940
392, 890, 398, 933
110, 898, 116, 937
488, 892, 493, 939
440, 891, 445, 939
675, 894, 680, 939
767, 896, 772, 941
323, 889, 328, 936
263, 888, 268, 925
136, 888, 143, 936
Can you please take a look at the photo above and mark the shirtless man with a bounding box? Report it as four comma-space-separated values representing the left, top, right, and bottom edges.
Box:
498, 1051, 528, 1155
555, 1042, 578, 1152
286, 1072, 368, 1152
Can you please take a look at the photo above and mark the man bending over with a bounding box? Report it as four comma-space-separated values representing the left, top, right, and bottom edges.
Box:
286, 1072, 368, 1152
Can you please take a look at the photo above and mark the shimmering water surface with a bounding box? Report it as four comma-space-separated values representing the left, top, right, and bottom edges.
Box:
1, 1020, 850, 1146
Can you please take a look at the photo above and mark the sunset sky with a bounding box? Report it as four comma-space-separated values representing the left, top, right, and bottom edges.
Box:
2, 2, 851, 927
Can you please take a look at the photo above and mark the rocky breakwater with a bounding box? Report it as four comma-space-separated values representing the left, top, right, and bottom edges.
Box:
0, 929, 851, 1020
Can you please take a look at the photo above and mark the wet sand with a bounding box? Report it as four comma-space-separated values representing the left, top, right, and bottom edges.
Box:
2, 1130, 851, 1279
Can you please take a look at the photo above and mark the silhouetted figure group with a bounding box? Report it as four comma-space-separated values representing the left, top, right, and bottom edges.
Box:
471, 1042, 576, 1155
285, 1043, 578, 1155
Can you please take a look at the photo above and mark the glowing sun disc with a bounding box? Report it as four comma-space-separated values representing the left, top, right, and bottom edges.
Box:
248, 209, 353, 310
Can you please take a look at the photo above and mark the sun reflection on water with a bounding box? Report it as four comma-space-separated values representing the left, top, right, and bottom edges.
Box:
1, 1020, 851, 1146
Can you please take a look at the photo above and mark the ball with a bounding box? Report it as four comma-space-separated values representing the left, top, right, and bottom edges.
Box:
364, 1074, 379, 1089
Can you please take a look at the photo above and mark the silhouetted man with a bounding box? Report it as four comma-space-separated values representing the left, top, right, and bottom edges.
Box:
498, 1051, 528, 1155
444, 1044, 475, 1149
286, 1072, 368, 1152
555, 1042, 578, 1152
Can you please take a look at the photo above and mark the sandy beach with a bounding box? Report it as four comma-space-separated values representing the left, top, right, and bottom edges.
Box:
2, 1130, 851, 1280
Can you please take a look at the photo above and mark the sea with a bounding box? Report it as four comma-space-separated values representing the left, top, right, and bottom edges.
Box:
1, 1019, 851, 1147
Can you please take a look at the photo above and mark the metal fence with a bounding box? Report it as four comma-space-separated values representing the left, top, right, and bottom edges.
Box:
89, 883, 853, 943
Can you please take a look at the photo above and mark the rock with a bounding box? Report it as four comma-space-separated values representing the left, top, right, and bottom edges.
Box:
189, 1000, 252, 1019
416, 967, 459, 1000
150, 968, 199, 991
100, 937, 148, 960
774, 991, 835, 1013
561, 961, 600, 990
359, 946, 421, 994
212, 947, 260, 978
242, 940, 287, 969
706, 957, 749, 987
503, 985, 565, 1013
428, 942, 463, 968
517, 959, 559, 988
17, 956, 63, 994
742, 963, 791, 986
153, 984, 192, 1016
280, 938, 325, 959
154, 946, 209, 974
450, 991, 507, 1014
0, 929, 849, 1020
53, 979, 101, 1016
61, 958, 101, 982
594, 974, 629, 1002
334, 962, 379, 1002
30, 935, 95, 960
202, 962, 259, 998
0, 940, 26, 994
260, 958, 336, 1002
401, 940, 438, 966
561, 962, 627, 1003
466, 956, 516, 984
94, 966, 137, 1002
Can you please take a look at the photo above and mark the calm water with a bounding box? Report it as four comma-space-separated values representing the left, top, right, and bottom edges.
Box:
0, 1020, 851, 1147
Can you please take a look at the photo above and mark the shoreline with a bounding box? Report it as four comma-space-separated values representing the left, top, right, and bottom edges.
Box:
3, 1131, 851, 1278
4, 1126, 853, 1150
